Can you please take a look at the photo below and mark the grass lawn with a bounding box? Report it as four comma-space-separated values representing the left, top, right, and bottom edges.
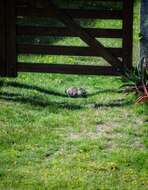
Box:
0, 1, 148, 190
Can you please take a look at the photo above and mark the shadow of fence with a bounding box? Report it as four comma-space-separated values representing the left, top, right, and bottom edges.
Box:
0, 80, 131, 110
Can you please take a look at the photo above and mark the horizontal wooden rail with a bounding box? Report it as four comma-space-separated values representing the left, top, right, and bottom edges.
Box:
68, 0, 123, 1
80, 0, 123, 1
18, 63, 122, 76
16, 0, 123, 8
17, 26, 123, 38
16, 0, 123, 3
17, 8, 123, 19
17, 45, 123, 57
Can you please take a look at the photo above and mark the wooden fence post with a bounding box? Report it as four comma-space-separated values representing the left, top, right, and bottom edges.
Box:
122, 0, 134, 71
140, 0, 148, 58
0, 0, 6, 77
6, 0, 17, 77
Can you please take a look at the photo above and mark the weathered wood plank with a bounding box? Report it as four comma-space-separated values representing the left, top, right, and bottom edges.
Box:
122, 0, 133, 70
18, 45, 123, 57
6, 0, 17, 77
0, 0, 6, 77
16, 0, 124, 4
18, 63, 122, 76
17, 26, 123, 38
16, 0, 123, 8
17, 8, 123, 19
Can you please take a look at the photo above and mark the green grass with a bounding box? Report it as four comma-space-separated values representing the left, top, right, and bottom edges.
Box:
0, 2, 148, 190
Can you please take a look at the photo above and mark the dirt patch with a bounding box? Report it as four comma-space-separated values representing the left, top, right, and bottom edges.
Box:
130, 138, 145, 149
69, 133, 81, 140
68, 122, 118, 140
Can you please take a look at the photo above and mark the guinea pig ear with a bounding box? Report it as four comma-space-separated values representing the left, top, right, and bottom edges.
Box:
65, 88, 68, 94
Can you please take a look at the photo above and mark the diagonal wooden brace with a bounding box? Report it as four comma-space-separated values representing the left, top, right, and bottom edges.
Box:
48, 1, 123, 69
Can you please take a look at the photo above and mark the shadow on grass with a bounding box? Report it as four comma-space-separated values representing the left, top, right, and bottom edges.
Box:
1, 81, 123, 98
92, 99, 132, 108
0, 92, 82, 110
0, 80, 131, 109
87, 89, 123, 97
0, 91, 131, 110
2, 81, 67, 97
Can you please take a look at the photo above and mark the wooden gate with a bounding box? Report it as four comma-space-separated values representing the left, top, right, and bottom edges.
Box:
0, 0, 133, 77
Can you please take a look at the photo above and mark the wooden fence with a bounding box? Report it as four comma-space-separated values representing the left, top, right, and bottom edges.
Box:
0, 0, 133, 77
